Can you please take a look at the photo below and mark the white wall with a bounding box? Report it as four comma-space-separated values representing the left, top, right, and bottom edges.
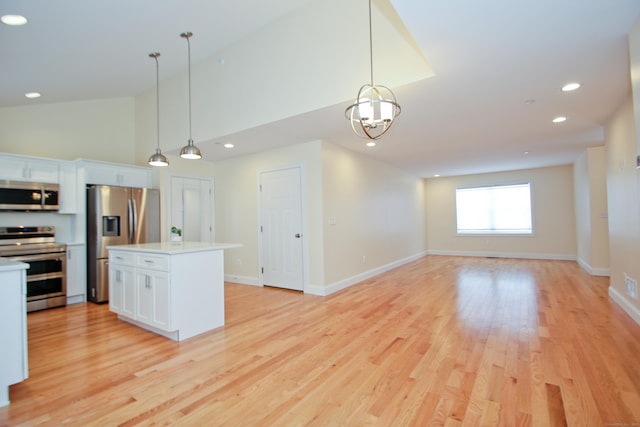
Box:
210, 140, 427, 294
573, 146, 610, 275
587, 147, 610, 272
574, 150, 592, 268
605, 95, 640, 323
0, 98, 135, 163
630, 15, 640, 161
132, 0, 433, 163
425, 165, 577, 259
211, 141, 324, 290
321, 142, 427, 288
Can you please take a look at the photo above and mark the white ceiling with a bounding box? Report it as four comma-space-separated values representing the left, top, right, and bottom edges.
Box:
2, 0, 640, 177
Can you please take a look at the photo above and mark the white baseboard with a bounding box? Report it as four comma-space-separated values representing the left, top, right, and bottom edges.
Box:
66, 294, 85, 305
224, 274, 260, 287
311, 251, 429, 297
576, 257, 610, 276
304, 283, 326, 296
427, 249, 576, 261
609, 286, 640, 326
591, 267, 610, 277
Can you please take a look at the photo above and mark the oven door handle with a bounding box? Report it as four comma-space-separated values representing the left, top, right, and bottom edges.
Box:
8, 252, 66, 263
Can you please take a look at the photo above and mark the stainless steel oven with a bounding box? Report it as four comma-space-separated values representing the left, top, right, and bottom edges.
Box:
0, 226, 67, 312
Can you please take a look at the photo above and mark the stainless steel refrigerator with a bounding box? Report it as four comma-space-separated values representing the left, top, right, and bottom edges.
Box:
87, 185, 160, 303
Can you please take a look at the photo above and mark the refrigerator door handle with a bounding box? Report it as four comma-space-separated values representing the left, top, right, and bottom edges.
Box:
131, 197, 138, 243
127, 198, 135, 244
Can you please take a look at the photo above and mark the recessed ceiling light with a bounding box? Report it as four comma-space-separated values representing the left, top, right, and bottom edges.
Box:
553, 116, 567, 123
366, 141, 376, 147
524, 151, 529, 155
434, 174, 440, 177
1, 14, 27, 26
561, 82, 581, 92
223, 143, 234, 148
25, 92, 41, 99
524, 99, 536, 105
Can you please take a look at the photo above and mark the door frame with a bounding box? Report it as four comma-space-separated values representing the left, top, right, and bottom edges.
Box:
257, 163, 307, 292
165, 173, 215, 242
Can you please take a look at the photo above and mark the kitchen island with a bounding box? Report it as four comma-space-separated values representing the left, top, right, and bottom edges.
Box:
0, 259, 28, 407
107, 242, 240, 342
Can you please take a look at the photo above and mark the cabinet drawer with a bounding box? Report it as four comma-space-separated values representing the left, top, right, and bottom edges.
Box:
109, 251, 135, 266
136, 254, 169, 271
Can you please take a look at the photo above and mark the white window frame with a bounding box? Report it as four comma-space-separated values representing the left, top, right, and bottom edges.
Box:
455, 182, 534, 236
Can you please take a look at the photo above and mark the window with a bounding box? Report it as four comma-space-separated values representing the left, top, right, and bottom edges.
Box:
456, 183, 532, 235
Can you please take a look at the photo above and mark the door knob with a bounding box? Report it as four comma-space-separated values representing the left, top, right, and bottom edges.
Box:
295, 233, 301, 238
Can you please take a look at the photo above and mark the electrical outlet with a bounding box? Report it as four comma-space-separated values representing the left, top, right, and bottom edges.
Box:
625, 274, 638, 300
362, 255, 366, 264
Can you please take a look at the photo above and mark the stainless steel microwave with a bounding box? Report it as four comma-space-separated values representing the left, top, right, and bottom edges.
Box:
0, 181, 60, 211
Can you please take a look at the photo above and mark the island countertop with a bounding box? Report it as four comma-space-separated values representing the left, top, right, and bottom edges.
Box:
107, 241, 241, 255
0, 258, 29, 272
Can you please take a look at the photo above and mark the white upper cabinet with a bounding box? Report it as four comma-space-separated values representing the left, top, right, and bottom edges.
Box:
81, 160, 151, 188
0, 154, 60, 183
58, 161, 77, 214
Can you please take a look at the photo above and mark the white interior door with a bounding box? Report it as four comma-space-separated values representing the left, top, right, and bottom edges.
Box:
260, 167, 303, 291
170, 176, 214, 242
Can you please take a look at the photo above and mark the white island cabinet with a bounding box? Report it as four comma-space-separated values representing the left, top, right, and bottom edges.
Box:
0, 259, 29, 407
107, 242, 240, 342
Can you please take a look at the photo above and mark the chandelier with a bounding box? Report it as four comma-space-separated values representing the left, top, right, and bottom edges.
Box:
345, 0, 401, 140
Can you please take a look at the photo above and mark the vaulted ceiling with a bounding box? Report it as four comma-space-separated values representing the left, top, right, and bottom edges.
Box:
2, 0, 639, 177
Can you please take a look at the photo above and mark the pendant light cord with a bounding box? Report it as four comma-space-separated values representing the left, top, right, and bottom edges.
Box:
149, 52, 161, 150
154, 55, 160, 149
178, 31, 201, 159
368, 0, 374, 86
186, 34, 193, 142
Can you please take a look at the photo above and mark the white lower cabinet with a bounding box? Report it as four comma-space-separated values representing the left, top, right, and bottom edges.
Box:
0, 261, 29, 407
65, 243, 86, 304
109, 262, 135, 318
109, 251, 175, 335
107, 243, 233, 342
135, 268, 170, 331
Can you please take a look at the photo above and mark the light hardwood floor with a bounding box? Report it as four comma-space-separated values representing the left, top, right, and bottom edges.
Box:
1, 256, 639, 426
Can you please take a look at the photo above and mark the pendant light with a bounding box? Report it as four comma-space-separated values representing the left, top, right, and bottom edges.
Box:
147, 52, 169, 167
179, 31, 202, 160
345, 0, 401, 140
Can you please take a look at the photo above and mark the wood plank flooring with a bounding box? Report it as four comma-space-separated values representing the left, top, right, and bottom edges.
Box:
1, 256, 640, 426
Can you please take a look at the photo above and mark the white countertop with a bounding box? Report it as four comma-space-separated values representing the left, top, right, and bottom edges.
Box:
107, 241, 241, 255
0, 258, 29, 272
